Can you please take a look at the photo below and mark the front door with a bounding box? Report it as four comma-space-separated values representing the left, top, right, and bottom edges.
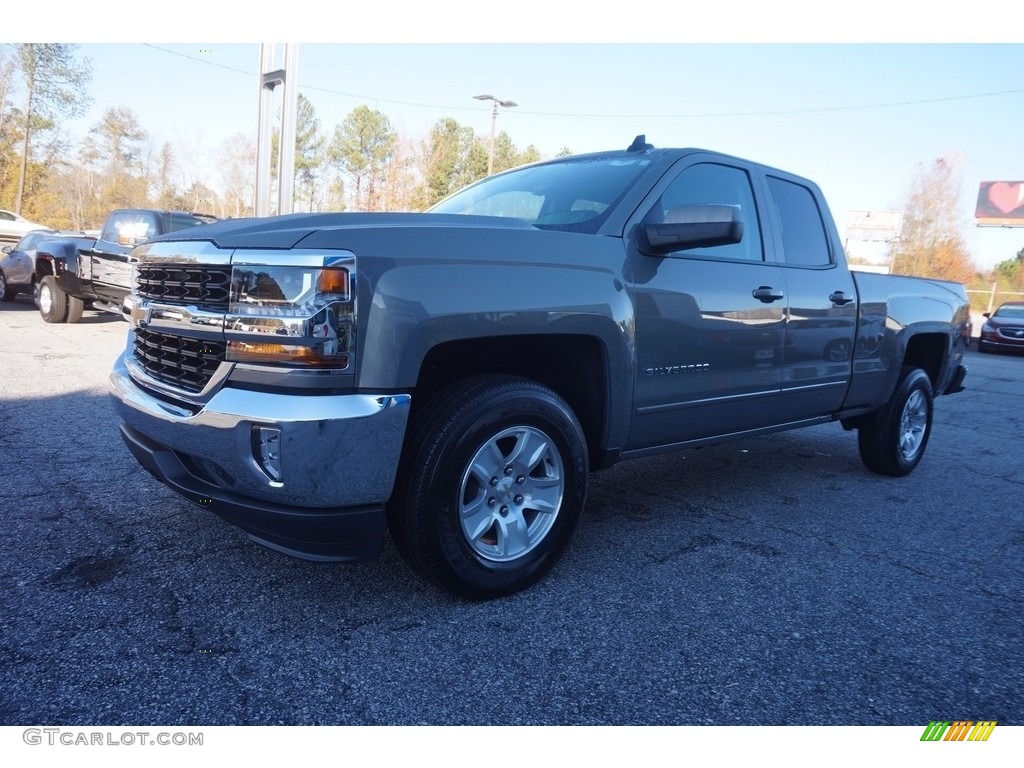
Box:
626, 159, 787, 450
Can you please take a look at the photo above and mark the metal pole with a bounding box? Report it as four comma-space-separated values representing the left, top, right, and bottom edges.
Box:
254, 43, 299, 217
474, 95, 515, 177
277, 44, 299, 216
254, 44, 278, 217
487, 101, 498, 177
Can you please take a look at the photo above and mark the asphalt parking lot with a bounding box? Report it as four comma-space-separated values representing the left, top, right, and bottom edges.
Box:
1, 295, 1021, 726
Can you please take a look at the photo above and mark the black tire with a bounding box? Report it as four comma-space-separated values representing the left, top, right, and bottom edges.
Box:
857, 366, 933, 477
0, 270, 15, 302
388, 375, 588, 600
66, 294, 85, 323
38, 275, 68, 323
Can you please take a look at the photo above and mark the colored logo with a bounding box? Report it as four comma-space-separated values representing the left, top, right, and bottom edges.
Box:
920, 721, 996, 742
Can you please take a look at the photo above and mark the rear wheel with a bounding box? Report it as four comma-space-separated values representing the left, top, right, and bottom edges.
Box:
66, 294, 85, 323
388, 375, 588, 600
38, 276, 68, 323
857, 366, 933, 477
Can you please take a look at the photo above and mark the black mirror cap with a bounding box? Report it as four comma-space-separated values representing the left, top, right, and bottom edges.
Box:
641, 204, 744, 255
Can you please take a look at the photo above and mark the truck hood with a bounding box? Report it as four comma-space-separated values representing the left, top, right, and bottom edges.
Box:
151, 212, 535, 250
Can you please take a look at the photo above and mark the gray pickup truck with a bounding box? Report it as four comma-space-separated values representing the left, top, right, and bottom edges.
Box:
109, 139, 969, 599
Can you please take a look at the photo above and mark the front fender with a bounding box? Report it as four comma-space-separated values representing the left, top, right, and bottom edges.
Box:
360, 262, 634, 391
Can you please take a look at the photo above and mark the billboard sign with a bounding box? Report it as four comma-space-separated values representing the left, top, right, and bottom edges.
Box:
976, 181, 1024, 225
846, 210, 902, 242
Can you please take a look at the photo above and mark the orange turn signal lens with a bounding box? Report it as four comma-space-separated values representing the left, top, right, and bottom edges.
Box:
317, 268, 349, 297
227, 340, 349, 368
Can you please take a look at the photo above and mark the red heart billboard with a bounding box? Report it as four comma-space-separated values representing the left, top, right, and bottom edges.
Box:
976, 181, 1024, 224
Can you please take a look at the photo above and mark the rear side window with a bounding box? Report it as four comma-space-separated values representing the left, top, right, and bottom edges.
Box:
767, 177, 831, 267
161, 213, 209, 234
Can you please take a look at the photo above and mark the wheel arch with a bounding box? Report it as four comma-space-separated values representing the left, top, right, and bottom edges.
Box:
410, 333, 621, 472
35, 256, 55, 279
902, 332, 948, 391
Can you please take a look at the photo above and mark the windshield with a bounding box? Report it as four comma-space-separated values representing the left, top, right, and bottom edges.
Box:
429, 154, 652, 234
994, 305, 1024, 319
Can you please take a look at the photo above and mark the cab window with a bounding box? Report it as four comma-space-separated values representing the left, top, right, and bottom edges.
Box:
767, 177, 832, 267
653, 163, 763, 261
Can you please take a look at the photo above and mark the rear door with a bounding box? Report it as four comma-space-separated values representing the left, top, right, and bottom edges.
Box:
625, 156, 788, 450
766, 174, 857, 420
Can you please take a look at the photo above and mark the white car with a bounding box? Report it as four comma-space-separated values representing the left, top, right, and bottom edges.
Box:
0, 209, 48, 241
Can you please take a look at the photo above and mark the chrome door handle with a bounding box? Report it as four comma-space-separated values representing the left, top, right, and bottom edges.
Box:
752, 286, 784, 303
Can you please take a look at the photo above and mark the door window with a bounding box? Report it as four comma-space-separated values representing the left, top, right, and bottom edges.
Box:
767, 177, 832, 267
653, 163, 764, 261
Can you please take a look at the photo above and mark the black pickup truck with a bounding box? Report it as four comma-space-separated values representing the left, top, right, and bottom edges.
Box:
110, 139, 970, 598
37, 209, 213, 323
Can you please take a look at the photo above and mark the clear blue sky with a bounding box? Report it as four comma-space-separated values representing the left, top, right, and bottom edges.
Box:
6, 5, 1024, 270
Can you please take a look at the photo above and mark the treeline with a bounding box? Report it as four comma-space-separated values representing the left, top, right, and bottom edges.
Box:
0, 44, 564, 230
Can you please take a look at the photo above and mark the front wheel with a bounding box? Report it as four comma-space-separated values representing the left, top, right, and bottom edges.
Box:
38, 276, 68, 323
388, 375, 588, 600
0, 270, 15, 302
857, 366, 934, 477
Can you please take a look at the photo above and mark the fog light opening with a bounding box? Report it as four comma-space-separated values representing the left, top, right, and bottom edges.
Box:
252, 426, 283, 484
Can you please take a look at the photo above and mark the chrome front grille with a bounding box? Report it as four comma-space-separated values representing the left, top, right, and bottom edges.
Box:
133, 328, 226, 393
136, 264, 231, 308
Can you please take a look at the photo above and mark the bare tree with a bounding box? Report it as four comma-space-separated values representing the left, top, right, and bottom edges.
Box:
173, 127, 213, 211
888, 155, 976, 284
216, 133, 255, 218
379, 134, 418, 211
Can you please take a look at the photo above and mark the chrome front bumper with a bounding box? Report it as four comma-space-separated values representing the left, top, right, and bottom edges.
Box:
109, 352, 411, 561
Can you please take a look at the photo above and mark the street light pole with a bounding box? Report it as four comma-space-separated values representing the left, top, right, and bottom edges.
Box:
473, 94, 517, 176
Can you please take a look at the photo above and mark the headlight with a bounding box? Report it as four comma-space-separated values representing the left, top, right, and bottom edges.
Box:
225, 264, 355, 368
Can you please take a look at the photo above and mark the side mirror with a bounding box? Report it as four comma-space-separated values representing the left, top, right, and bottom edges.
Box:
983, 312, 991, 319
641, 204, 743, 255
1, 245, 12, 254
